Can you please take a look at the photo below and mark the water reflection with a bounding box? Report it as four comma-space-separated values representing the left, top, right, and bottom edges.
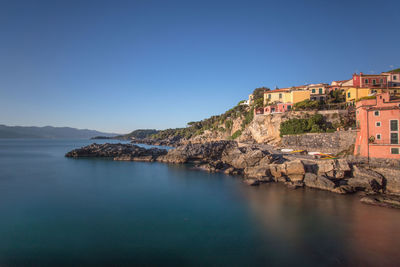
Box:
240, 183, 400, 266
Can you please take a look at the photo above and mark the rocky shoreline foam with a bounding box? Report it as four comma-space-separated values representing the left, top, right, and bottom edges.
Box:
66, 141, 400, 209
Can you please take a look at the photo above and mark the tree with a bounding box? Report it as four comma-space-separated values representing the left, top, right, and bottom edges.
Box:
252, 87, 270, 101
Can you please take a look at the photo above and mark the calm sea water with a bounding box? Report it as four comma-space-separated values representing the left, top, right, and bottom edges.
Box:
0, 139, 399, 266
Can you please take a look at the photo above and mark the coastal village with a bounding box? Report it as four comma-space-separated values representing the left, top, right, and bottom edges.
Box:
69, 68, 400, 208
247, 69, 400, 159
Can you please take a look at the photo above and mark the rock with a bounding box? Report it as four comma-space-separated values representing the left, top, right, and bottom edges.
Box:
360, 195, 400, 209
65, 143, 168, 160
286, 181, 304, 189
304, 173, 336, 191
348, 166, 384, 193
284, 160, 305, 182
372, 168, 400, 196
331, 185, 356, 194
269, 164, 284, 178
316, 159, 351, 179
244, 166, 272, 180
222, 146, 270, 170
244, 179, 260, 186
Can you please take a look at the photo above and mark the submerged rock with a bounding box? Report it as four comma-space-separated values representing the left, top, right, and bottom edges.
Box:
360, 195, 400, 209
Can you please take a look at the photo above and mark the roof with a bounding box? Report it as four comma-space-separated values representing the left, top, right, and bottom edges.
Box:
356, 74, 387, 77
264, 88, 290, 93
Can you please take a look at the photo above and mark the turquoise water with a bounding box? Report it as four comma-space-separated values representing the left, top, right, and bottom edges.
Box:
0, 139, 399, 266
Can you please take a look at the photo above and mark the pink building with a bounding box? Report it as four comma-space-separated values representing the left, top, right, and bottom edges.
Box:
354, 92, 400, 159
353, 72, 388, 88
264, 103, 293, 113
254, 103, 293, 115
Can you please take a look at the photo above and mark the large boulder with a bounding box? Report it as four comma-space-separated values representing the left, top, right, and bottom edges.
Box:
371, 168, 400, 196
348, 166, 384, 193
304, 173, 336, 191
284, 160, 305, 182
221, 146, 270, 169
316, 159, 351, 179
244, 166, 272, 180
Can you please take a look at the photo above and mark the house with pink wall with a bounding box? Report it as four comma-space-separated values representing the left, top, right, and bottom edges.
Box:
354, 92, 400, 159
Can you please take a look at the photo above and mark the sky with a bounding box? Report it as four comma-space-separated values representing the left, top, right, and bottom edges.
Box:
1, 0, 399, 134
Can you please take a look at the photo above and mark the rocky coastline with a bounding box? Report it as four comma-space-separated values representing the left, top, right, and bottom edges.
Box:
130, 137, 180, 147
66, 141, 400, 209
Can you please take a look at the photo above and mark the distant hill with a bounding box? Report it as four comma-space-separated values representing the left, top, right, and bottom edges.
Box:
117, 129, 159, 139
387, 68, 400, 72
0, 125, 118, 139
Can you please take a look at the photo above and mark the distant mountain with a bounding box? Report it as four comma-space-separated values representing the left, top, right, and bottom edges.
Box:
0, 125, 118, 139
92, 129, 159, 140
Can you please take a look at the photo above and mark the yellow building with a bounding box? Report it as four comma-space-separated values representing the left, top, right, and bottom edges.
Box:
345, 88, 372, 103
264, 88, 310, 105
305, 83, 329, 101
287, 90, 311, 103
346, 87, 400, 103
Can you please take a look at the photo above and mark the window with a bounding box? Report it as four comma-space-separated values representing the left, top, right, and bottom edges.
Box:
391, 120, 399, 131
279, 93, 282, 98
391, 133, 399, 144
394, 75, 398, 80
312, 89, 316, 93
380, 79, 383, 83
373, 79, 376, 85
268, 94, 271, 99
376, 122, 381, 127
365, 79, 369, 84
391, 148, 399, 154
287, 105, 291, 110
319, 88, 323, 94
376, 134, 381, 140
347, 92, 351, 98
374, 111, 380, 116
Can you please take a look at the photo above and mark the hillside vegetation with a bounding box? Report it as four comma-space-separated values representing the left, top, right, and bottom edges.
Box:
151, 103, 253, 140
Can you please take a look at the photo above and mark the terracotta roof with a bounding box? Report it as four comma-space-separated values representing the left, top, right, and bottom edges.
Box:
357, 74, 387, 77
264, 88, 290, 93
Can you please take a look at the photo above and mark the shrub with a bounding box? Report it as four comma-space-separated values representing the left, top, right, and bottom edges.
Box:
294, 99, 322, 110
279, 114, 334, 136
230, 130, 242, 139
355, 96, 376, 102
225, 120, 233, 130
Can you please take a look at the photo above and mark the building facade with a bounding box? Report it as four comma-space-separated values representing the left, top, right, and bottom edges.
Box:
305, 83, 329, 101
352, 73, 388, 88
354, 92, 400, 159
382, 70, 400, 89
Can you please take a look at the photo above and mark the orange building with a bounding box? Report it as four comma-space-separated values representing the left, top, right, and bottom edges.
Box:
354, 92, 400, 159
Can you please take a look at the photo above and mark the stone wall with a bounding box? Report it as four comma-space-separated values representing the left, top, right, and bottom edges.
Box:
281, 130, 356, 154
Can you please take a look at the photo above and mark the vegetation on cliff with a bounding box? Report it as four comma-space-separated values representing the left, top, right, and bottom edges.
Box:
150, 97, 257, 140
279, 114, 334, 136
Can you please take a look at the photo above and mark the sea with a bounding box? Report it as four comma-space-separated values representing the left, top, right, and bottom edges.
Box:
0, 139, 399, 266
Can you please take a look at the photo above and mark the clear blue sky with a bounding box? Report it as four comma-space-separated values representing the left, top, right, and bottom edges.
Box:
1, 0, 399, 133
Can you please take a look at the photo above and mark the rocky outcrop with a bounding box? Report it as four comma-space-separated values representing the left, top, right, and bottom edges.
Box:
66, 141, 400, 208
131, 137, 181, 147
65, 143, 167, 161
304, 173, 336, 191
